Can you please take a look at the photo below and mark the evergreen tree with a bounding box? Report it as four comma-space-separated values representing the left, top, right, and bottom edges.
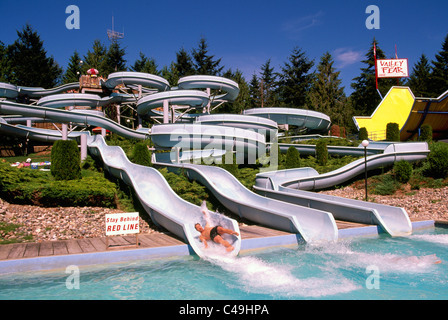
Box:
62, 51, 82, 84
248, 73, 261, 109
407, 54, 434, 97
260, 59, 278, 108
192, 37, 224, 75
350, 38, 395, 116
0, 41, 11, 82
276, 47, 314, 108
431, 34, 448, 97
161, 62, 179, 87
174, 47, 195, 78
220, 69, 249, 114
131, 52, 159, 75
82, 39, 107, 76
7, 24, 62, 88
308, 52, 347, 126
104, 41, 127, 75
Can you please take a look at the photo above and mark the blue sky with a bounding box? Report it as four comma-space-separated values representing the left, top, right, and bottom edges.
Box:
0, 0, 447, 95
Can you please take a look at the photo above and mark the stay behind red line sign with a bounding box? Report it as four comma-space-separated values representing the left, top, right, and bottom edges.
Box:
105, 212, 140, 236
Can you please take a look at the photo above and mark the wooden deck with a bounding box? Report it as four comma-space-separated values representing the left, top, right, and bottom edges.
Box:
0, 222, 370, 262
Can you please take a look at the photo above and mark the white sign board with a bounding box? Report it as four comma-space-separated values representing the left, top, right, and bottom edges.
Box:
105, 212, 140, 236
376, 58, 409, 78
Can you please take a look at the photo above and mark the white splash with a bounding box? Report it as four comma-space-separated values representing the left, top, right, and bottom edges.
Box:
203, 252, 359, 298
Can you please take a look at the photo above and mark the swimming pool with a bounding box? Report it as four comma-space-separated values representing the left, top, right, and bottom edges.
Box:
0, 227, 446, 300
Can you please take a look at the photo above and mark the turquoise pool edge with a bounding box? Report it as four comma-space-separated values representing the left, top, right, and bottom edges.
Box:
0, 220, 437, 275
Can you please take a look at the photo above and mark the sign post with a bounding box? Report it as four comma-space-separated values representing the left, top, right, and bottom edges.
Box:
105, 212, 140, 250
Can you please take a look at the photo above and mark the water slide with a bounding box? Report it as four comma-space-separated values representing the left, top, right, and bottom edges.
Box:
87, 135, 240, 258
353, 86, 415, 141
0, 71, 427, 243
153, 157, 338, 243
400, 88, 448, 141
243, 107, 331, 134
254, 142, 430, 236
0, 101, 241, 258
0, 100, 150, 140
278, 141, 391, 157
0, 82, 80, 99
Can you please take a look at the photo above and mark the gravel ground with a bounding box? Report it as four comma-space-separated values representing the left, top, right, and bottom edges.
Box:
1, 184, 447, 243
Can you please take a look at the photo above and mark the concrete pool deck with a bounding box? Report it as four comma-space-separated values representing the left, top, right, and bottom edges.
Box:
0, 219, 441, 275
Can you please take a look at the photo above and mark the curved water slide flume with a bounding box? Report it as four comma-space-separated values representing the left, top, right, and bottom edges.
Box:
177, 75, 240, 103
87, 135, 241, 258
0, 100, 149, 140
243, 107, 331, 134
36, 92, 137, 109
195, 114, 278, 135
103, 71, 171, 92
152, 160, 338, 243
254, 142, 430, 236
137, 90, 210, 117
0, 82, 81, 99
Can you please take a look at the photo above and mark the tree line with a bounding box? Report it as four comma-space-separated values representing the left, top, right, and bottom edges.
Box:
1, 24, 448, 133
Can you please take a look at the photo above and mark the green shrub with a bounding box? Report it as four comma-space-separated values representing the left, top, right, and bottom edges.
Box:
51, 140, 81, 180
393, 160, 413, 183
419, 124, 433, 142
219, 152, 240, 179
158, 167, 209, 206
285, 146, 300, 169
132, 142, 152, 166
359, 127, 368, 141
316, 140, 328, 166
425, 142, 448, 179
386, 122, 400, 142
0, 162, 116, 207
373, 174, 400, 195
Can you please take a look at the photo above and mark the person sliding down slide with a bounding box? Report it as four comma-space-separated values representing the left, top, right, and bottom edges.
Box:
195, 201, 239, 252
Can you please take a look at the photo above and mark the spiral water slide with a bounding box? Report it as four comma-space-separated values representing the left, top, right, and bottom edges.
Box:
254, 142, 430, 236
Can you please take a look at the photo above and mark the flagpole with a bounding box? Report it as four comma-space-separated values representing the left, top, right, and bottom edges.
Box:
374, 41, 383, 99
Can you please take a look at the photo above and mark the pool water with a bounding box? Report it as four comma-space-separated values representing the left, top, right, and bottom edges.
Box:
0, 228, 447, 300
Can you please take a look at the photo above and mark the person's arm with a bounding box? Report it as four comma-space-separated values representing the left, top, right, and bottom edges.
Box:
199, 235, 208, 248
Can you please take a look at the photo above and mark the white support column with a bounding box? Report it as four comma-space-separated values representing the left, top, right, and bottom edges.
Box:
163, 100, 169, 124
26, 119, 32, 127
116, 105, 121, 124
62, 123, 68, 140
101, 128, 106, 137
80, 134, 87, 161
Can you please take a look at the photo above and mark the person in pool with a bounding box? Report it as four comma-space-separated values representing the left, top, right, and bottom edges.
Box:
195, 206, 239, 252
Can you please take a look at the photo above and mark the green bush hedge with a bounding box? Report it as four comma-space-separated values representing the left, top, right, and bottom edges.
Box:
285, 146, 300, 169
359, 127, 368, 141
425, 142, 448, 179
0, 162, 116, 207
51, 140, 81, 180
393, 160, 413, 183
132, 142, 152, 166
386, 122, 400, 142
316, 140, 328, 166
419, 124, 433, 142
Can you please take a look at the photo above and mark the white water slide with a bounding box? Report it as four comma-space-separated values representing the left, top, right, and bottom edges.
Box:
254, 142, 430, 236
152, 159, 339, 243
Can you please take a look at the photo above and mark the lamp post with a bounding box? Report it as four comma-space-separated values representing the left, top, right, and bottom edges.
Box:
361, 140, 370, 201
